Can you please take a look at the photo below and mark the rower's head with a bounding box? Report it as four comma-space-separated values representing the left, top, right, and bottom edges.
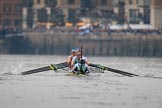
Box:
75, 48, 81, 52
71, 48, 76, 56
76, 51, 82, 58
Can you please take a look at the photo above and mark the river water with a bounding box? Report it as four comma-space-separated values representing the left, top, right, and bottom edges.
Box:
0, 55, 162, 108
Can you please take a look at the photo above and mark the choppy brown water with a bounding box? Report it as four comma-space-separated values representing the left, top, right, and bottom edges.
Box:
0, 55, 162, 108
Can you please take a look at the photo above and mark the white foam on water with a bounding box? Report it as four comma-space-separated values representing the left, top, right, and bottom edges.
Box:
12, 62, 23, 74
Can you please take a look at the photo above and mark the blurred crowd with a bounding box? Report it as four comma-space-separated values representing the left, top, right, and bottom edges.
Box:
76, 24, 162, 36
0, 26, 23, 37
0, 24, 162, 38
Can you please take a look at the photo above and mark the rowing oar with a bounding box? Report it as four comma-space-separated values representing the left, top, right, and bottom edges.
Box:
80, 45, 83, 74
21, 62, 69, 75
89, 63, 138, 77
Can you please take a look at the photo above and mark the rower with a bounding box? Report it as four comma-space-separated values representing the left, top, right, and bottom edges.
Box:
71, 59, 89, 75
71, 49, 89, 74
67, 48, 77, 68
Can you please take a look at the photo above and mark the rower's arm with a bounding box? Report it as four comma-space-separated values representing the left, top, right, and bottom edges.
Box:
71, 60, 75, 68
71, 63, 77, 72
67, 56, 71, 64
85, 60, 89, 65
70, 56, 77, 69
84, 57, 89, 65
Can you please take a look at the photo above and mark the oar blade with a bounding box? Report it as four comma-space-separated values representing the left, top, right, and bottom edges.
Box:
107, 67, 138, 77
89, 63, 138, 77
21, 62, 69, 75
21, 66, 51, 75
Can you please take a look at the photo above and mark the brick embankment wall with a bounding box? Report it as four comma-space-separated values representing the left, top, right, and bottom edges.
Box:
26, 32, 77, 54
78, 33, 162, 56
0, 32, 162, 57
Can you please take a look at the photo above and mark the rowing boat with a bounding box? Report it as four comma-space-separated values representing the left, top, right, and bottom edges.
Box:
21, 61, 138, 77
21, 44, 139, 77
66, 72, 87, 77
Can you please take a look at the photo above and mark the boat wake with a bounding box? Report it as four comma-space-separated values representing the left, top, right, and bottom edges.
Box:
137, 74, 162, 79
144, 75, 162, 79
